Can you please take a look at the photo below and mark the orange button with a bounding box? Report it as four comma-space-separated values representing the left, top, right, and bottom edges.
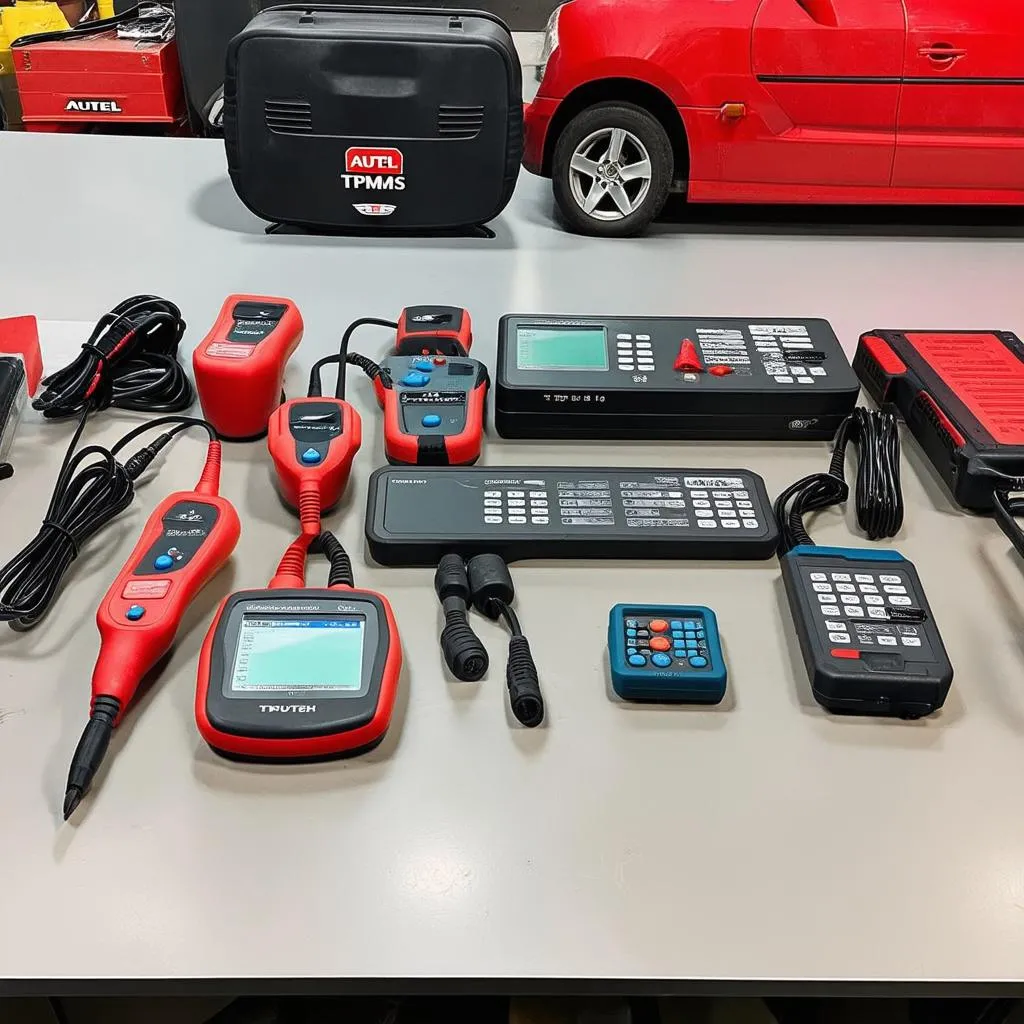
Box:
709, 365, 734, 377
831, 648, 860, 660
649, 636, 671, 652
649, 619, 669, 633
433, 356, 447, 365
122, 578, 171, 600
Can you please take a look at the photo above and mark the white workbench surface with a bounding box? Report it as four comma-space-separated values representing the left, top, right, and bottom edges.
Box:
3, 132, 1024, 996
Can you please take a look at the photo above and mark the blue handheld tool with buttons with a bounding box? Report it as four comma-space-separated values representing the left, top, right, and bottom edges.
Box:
608, 604, 727, 704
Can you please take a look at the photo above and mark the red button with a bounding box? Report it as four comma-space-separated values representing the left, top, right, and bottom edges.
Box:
709, 365, 734, 377
433, 356, 447, 365
673, 339, 704, 373
649, 636, 671, 652
831, 648, 861, 659
649, 619, 669, 633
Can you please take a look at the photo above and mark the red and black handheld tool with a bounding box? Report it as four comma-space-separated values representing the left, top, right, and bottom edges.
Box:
344, 308, 489, 466
192, 295, 304, 441
267, 333, 363, 515
395, 305, 473, 356
854, 328, 1024, 512
195, 530, 402, 762
63, 430, 241, 818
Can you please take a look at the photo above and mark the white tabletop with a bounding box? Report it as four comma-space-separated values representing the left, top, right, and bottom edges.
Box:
3, 132, 1024, 995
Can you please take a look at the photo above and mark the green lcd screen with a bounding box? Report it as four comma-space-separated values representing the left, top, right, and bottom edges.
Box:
516, 326, 609, 372
230, 615, 365, 693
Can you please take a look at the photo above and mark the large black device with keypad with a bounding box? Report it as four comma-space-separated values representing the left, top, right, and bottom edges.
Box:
365, 466, 779, 565
495, 315, 860, 440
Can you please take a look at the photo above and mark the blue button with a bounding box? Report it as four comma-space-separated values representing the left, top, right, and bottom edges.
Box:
671, 630, 685, 640
685, 630, 697, 639
652, 653, 672, 668
412, 359, 435, 372
670, 620, 683, 630
689, 656, 708, 668
697, 630, 705, 639
686, 639, 699, 650
421, 414, 442, 428
626, 647, 638, 657
154, 554, 174, 571
400, 372, 430, 387
301, 447, 322, 465
125, 604, 145, 621
683, 620, 697, 630
628, 654, 647, 667
626, 628, 637, 637
673, 640, 686, 650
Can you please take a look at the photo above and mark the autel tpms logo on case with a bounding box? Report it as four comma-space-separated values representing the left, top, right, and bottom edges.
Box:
343, 147, 406, 191
353, 203, 397, 217
65, 99, 123, 113
259, 705, 317, 713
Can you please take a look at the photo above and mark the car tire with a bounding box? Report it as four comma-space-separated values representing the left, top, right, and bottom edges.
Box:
551, 102, 674, 238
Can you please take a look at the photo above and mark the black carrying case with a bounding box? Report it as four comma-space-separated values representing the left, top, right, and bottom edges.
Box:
224, 5, 522, 232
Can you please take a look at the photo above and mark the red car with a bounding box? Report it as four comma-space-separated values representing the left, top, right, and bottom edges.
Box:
524, 0, 1024, 236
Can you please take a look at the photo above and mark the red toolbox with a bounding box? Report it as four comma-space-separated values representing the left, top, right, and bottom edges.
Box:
13, 31, 183, 126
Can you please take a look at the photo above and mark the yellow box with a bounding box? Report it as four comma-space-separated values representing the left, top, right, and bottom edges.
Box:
97, 0, 115, 18
0, 2, 70, 78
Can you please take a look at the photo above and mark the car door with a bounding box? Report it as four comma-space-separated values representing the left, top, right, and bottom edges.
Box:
744, 0, 906, 188
893, 0, 1024, 193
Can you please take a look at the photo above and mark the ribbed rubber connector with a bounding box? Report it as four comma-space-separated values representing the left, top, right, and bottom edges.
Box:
440, 598, 489, 682
506, 635, 544, 728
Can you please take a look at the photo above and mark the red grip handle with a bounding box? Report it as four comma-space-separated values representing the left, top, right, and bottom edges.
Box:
381, 378, 487, 465
192, 295, 304, 440
92, 489, 241, 719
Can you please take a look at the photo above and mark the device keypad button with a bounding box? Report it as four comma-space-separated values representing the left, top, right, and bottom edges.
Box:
628, 654, 647, 667
649, 619, 669, 633
125, 605, 146, 621
650, 637, 671, 652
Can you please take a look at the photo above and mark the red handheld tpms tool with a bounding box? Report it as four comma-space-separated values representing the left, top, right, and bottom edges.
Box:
267, 332, 363, 515
63, 431, 241, 818
195, 533, 402, 761
192, 295, 304, 440
345, 306, 489, 466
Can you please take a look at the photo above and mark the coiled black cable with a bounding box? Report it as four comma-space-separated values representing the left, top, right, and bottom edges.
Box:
0, 415, 215, 631
318, 530, 355, 588
33, 296, 193, 419
774, 407, 904, 554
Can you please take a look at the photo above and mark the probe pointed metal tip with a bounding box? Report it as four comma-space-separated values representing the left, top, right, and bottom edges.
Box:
62, 787, 83, 821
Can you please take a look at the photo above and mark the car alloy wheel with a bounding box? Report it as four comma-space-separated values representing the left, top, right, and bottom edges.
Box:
567, 127, 653, 222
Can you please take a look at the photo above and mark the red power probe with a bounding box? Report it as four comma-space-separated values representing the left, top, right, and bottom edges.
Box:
192, 296, 304, 441
345, 307, 489, 466
63, 430, 241, 818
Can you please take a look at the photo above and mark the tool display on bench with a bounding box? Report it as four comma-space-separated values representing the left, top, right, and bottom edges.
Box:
344, 306, 488, 466
366, 465, 779, 565
495, 314, 860, 440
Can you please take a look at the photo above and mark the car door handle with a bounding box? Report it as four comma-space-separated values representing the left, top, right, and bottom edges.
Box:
919, 44, 967, 62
